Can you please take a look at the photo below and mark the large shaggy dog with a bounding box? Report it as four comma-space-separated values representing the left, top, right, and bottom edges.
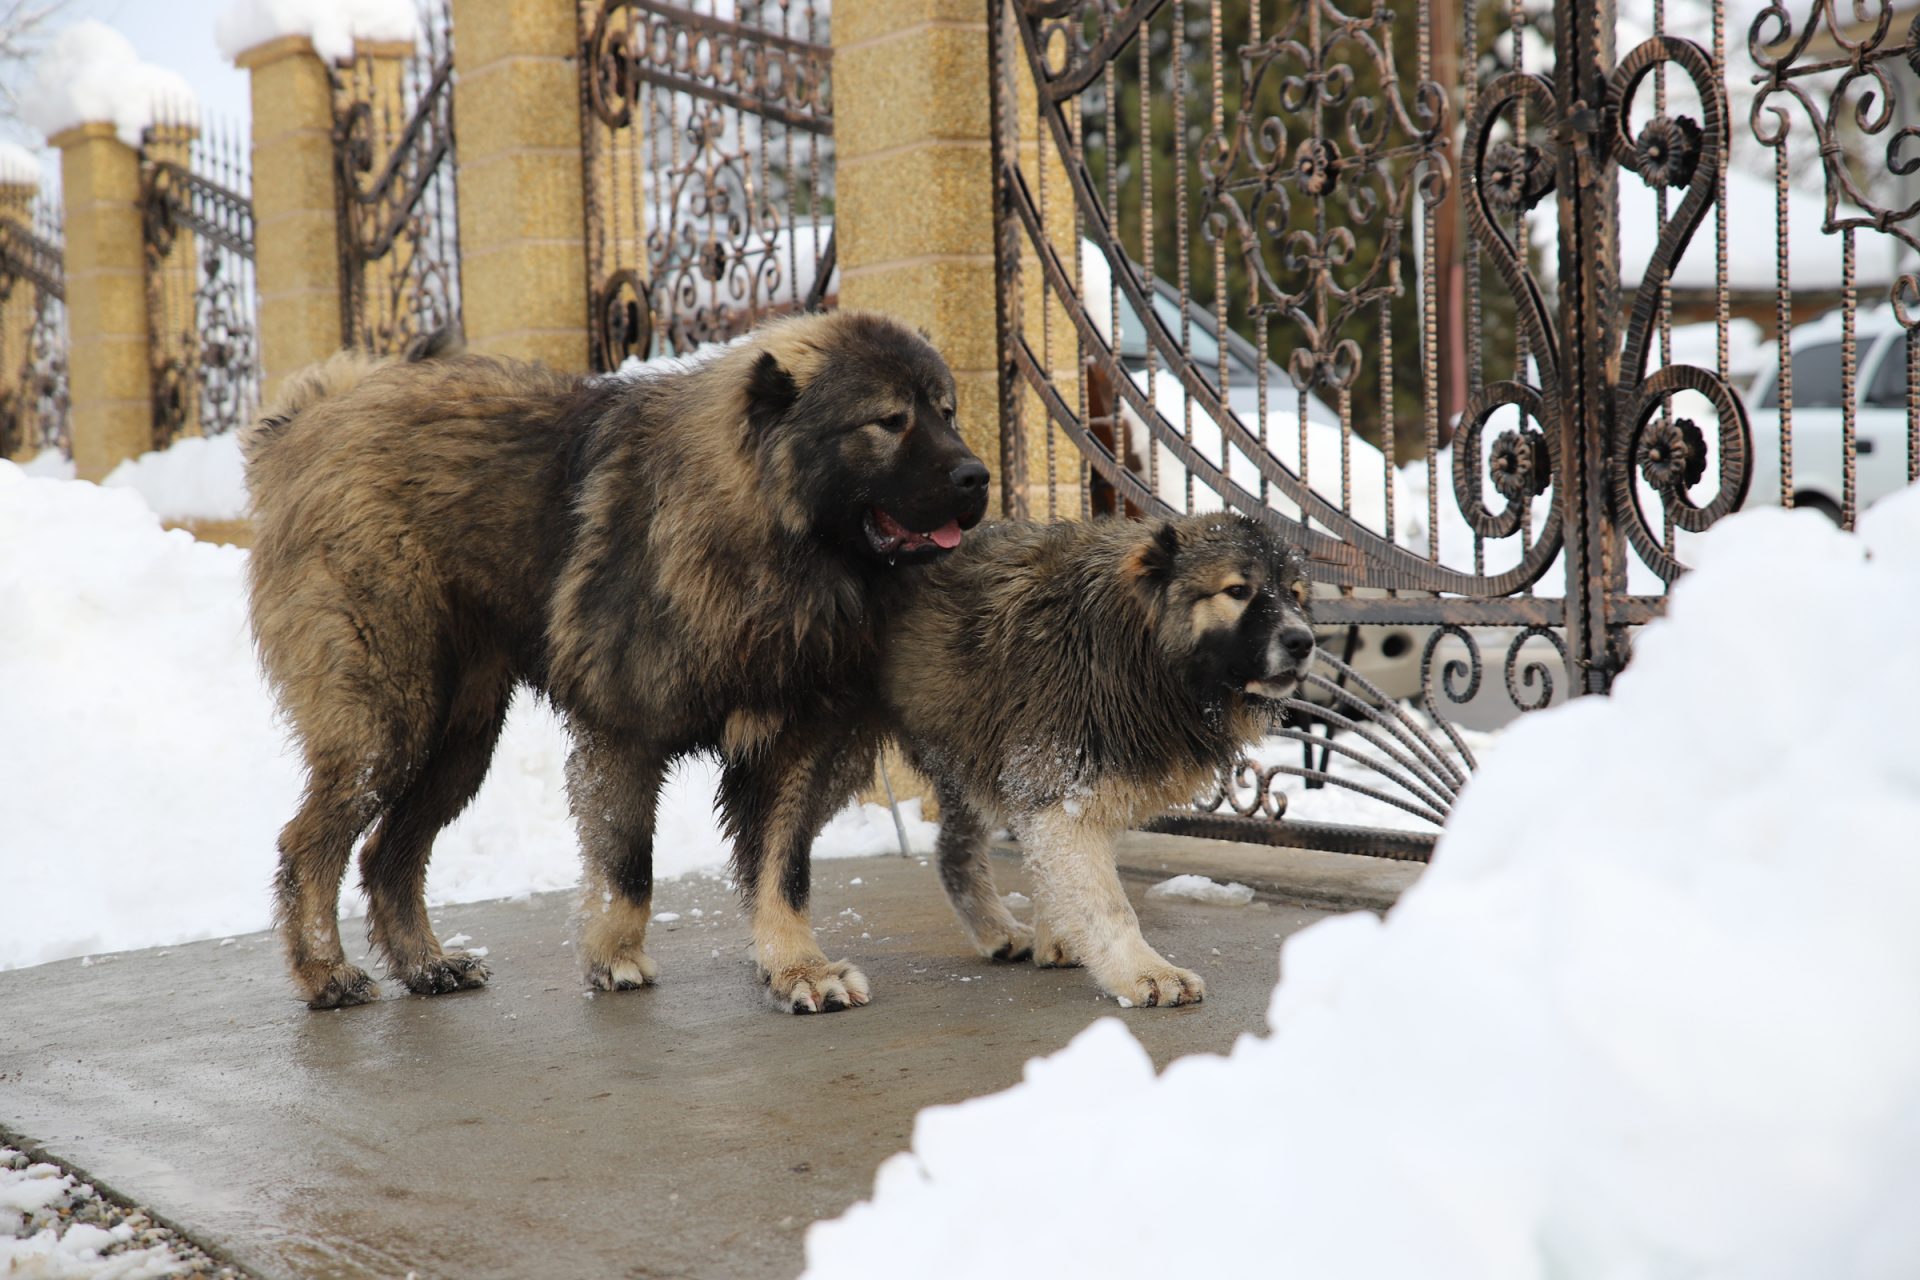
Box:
885, 513, 1314, 1007
245, 312, 987, 1012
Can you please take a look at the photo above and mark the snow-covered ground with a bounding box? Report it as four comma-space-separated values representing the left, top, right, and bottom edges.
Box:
805, 488, 1920, 1279
0, 462, 935, 972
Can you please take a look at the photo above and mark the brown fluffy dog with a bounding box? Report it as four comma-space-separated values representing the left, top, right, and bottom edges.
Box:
245, 313, 987, 1012
884, 514, 1314, 1007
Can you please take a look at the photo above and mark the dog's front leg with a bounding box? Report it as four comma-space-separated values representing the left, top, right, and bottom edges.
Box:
721, 729, 876, 1013
1012, 807, 1205, 1008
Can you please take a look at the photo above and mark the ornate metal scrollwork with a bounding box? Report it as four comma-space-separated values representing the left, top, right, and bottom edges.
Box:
141, 132, 261, 447
332, 2, 462, 356
579, 0, 836, 365
1, 214, 71, 460
1750, 1, 1920, 326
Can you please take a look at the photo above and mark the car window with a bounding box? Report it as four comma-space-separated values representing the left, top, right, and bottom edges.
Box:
1758, 339, 1847, 409
1865, 334, 1913, 408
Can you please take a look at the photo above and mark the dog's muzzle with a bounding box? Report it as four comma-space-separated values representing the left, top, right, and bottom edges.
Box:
1245, 622, 1316, 701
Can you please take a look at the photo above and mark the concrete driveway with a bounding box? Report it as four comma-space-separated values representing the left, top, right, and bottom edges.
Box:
1, 840, 1415, 1279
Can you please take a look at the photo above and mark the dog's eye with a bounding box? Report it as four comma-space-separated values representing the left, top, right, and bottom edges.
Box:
877, 412, 910, 433
1290, 579, 1311, 606
1222, 582, 1250, 601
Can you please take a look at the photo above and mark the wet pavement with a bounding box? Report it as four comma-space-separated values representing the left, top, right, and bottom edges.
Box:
0, 840, 1416, 1279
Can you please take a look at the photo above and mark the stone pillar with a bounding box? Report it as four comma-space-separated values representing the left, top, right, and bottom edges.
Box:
833, 1, 1000, 487
51, 123, 150, 481
0, 172, 39, 462
236, 36, 344, 404
450, 0, 589, 371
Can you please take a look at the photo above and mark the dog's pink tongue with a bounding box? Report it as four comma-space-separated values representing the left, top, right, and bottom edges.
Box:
929, 520, 963, 549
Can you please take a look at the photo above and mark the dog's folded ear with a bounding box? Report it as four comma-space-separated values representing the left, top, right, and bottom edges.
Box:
1124, 520, 1180, 589
746, 351, 801, 441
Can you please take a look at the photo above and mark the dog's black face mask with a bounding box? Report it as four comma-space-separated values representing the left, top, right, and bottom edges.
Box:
745, 320, 989, 567
1136, 517, 1317, 704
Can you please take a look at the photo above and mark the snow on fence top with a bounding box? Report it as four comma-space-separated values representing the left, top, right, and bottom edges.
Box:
24, 22, 198, 149
215, 0, 421, 64
0, 141, 40, 187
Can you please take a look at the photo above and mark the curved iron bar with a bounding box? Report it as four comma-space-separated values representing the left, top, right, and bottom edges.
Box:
1419, 624, 1483, 773
0, 221, 65, 300
1502, 624, 1569, 713
1006, 13, 1576, 600
1296, 650, 1469, 793
142, 161, 255, 260
1175, 644, 1479, 835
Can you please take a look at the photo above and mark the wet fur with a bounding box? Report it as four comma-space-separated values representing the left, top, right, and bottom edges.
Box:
246, 311, 983, 1011
885, 514, 1314, 1007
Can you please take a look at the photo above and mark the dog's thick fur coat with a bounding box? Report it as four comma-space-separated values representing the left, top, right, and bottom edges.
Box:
246, 312, 986, 1011
885, 514, 1315, 1006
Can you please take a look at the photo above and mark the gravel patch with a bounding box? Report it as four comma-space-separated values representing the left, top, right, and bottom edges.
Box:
1, 1144, 248, 1277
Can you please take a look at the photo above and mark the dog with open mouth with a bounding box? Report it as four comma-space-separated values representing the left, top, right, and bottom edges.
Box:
245, 310, 987, 1014
882, 512, 1314, 1008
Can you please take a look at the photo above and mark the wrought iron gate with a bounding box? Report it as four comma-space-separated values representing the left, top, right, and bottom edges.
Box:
142, 114, 260, 449
578, 0, 836, 371
991, 0, 1917, 853
0, 196, 69, 461
333, 0, 462, 355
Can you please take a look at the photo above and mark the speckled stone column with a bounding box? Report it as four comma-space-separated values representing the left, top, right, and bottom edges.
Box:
235, 35, 345, 405
50, 122, 151, 481
449, 0, 588, 371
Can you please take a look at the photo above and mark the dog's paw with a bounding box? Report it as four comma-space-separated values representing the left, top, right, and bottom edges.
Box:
1108, 963, 1205, 1009
973, 918, 1035, 963
587, 948, 659, 991
767, 959, 870, 1014
399, 950, 491, 996
1032, 934, 1079, 969
302, 963, 380, 1009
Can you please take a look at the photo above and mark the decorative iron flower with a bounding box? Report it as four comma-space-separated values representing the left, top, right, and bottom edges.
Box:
1637, 417, 1708, 492
699, 239, 729, 282
1482, 141, 1552, 212
1488, 428, 1549, 501
1293, 138, 1339, 197
1633, 114, 1702, 189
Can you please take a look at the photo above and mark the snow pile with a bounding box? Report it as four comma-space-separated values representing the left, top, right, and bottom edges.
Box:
0, 1152, 177, 1278
19, 448, 73, 480
806, 490, 1920, 1279
23, 22, 197, 148
215, 0, 421, 64
1144, 874, 1254, 906
0, 140, 41, 186
101, 431, 248, 522
0, 463, 935, 971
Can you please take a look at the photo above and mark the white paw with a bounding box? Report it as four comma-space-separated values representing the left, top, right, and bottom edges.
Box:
768, 959, 871, 1014
587, 949, 658, 991
1106, 962, 1205, 1008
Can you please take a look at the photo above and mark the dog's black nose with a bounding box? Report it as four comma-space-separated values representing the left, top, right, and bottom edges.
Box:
1279, 626, 1315, 662
951, 460, 989, 493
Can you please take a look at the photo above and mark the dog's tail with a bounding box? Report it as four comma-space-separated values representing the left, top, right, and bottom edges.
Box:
241, 324, 466, 466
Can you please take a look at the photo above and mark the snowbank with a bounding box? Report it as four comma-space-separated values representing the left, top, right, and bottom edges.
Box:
805, 488, 1920, 1279
20, 448, 73, 480
0, 464, 937, 971
24, 22, 197, 148
101, 432, 248, 522
0, 140, 40, 187
215, 0, 421, 64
